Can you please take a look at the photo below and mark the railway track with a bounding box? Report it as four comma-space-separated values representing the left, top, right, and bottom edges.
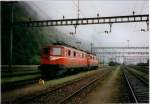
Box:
8, 69, 111, 104
57, 70, 110, 104
123, 66, 149, 103
127, 66, 149, 84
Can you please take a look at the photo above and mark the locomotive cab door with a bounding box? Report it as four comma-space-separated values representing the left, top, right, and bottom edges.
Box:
87, 55, 90, 68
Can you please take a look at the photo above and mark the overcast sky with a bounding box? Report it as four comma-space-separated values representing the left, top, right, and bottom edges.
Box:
25, 0, 149, 47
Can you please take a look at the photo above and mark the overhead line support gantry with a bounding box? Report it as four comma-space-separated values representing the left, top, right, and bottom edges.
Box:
92, 47, 149, 49
14, 14, 149, 27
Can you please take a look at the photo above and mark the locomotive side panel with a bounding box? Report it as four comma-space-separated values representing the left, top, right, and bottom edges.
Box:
62, 46, 88, 69
87, 54, 98, 68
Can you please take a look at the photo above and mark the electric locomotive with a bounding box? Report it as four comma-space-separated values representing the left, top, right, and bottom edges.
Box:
39, 43, 99, 77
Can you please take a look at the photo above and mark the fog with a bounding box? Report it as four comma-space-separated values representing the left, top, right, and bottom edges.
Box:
20, 0, 149, 64
23, 0, 149, 47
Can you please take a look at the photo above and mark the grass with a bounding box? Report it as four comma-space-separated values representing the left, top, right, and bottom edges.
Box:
129, 65, 149, 73
128, 67, 149, 81
2, 70, 40, 76
1, 66, 40, 84
1, 74, 41, 84
1, 65, 39, 68
45, 70, 99, 87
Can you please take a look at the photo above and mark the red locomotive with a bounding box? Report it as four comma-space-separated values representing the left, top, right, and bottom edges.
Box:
39, 43, 99, 77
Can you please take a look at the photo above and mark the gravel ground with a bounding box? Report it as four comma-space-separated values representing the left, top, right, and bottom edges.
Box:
63, 66, 131, 104
63, 70, 112, 104
20, 69, 109, 104
80, 66, 130, 104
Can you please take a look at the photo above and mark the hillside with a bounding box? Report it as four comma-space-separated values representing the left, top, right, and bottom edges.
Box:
1, 2, 71, 65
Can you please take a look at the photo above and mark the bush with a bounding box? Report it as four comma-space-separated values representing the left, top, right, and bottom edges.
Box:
108, 61, 118, 66
137, 63, 148, 66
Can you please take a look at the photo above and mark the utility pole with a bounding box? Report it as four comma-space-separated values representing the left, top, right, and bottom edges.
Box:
74, 0, 80, 35
76, 41, 81, 48
123, 56, 125, 65
9, 3, 14, 69
74, 25, 77, 34
146, 21, 149, 31
103, 55, 105, 66
77, 0, 80, 19
109, 23, 112, 33
127, 40, 129, 48
90, 43, 93, 53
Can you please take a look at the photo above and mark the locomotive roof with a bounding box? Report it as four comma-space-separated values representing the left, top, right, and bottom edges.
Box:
52, 42, 96, 56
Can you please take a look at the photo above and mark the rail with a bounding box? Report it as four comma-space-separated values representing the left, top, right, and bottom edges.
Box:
122, 69, 138, 103
57, 71, 108, 104
122, 66, 149, 103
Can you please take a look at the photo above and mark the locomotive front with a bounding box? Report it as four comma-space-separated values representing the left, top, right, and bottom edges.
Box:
39, 45, 66, 77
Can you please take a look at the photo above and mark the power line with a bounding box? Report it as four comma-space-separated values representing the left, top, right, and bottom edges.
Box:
77, 0, 79, 18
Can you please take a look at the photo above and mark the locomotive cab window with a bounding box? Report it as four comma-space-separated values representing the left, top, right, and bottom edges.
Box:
73, 51, 76, 57
52, 47, 62, 56
68, 50, 71, 56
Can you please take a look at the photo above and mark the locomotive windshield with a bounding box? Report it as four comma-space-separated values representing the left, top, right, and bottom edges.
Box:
52, 47, 62, 55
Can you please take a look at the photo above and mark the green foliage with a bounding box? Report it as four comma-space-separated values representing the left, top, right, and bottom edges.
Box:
136, 62, 148, 66
30, 55, 40, 64
1, 2, 64, 65
2, 74, 41, 84
108, 61, 119, 66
